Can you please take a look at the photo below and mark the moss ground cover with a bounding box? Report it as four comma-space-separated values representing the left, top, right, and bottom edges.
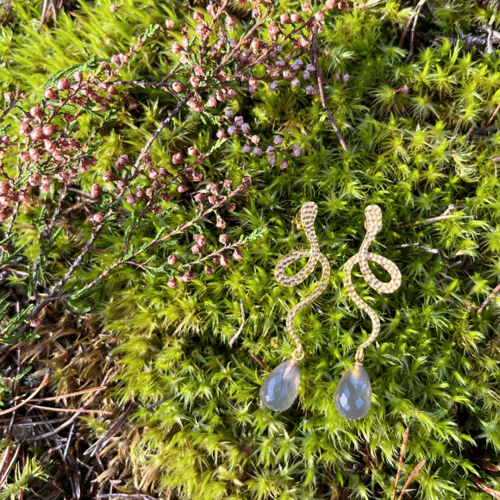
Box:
1, 0, 500, 498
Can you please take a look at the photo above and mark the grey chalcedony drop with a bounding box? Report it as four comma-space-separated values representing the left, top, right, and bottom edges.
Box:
335, 363, 372, 420
260, 359, 300, 412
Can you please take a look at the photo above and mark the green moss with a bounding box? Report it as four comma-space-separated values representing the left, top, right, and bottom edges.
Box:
2, 0, 500, 498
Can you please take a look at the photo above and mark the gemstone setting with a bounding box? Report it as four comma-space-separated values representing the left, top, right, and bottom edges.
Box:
260, 359, 300, 412
335, 363, 372, 420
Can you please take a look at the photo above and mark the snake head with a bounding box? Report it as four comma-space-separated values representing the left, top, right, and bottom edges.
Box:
296, 201, 318, 230
364, 205, 383, 233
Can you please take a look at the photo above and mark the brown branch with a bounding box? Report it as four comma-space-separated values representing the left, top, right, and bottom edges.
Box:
311, 26, 348, 152
26, 403, 113, 415
478, 282, 500, 314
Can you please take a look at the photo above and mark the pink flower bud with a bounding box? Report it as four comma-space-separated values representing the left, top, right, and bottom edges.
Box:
291, 13, 301, 23
223, 179, 233, 189
29, 173, 41, 186
253, 147, 262, 156
205, 265, 214, 275
167, 277, 178, 288
241, 123, 251, 134
111, 55, 121, 65
90, 183, 101, 198
30, 127, 44, 141
165, 19, 175, 29
168, 254, 178, 265
207, 96, 217, 107
219, 233, 229, 244
57, 77, 70, 91
291, 78, 300, 88
216, 129, 226, 139
148, 167, 158, 179
110, 4, 117, 13
30, 105, 43, 119
43, 124, 55, 136
93, 212, 104, 223
172, 153, 184, 165
281, 13, 292, 24
220, 255, 230, 266
280, 159, 288, 170
177, 184, 188, 193
103, 171, 114, 182
233, 249, 243, 260
126, 194, 135, 204
172, 82, 184, 93
172, 42, 182, 54
191, 244, 202, 255
270, 82, 279, 91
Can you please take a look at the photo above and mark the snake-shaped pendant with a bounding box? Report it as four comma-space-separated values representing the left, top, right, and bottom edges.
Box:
335, 205, 402, 419
260, 202, 330, 412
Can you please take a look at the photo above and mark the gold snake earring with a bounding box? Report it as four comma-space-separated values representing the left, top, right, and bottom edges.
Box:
260, 201, 330, 412
335, 205, 402, 419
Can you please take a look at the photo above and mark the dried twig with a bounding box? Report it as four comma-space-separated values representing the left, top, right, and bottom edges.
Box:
311, 26, 348, 152
229, 300, 246, 348
392, 428, 410, 500
486, 1, 499, 54
26, 403, 113, 415
405, 0, 428, 61
478, 282, 500, 314
400, 204, 456, 228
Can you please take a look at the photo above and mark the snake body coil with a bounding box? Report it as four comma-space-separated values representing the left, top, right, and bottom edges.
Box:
275, 202, 330, 361
343, 205, 402, 362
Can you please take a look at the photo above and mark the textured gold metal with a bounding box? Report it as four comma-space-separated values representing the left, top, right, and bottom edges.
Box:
343, 205, 402, 363
275, 202, 330, 362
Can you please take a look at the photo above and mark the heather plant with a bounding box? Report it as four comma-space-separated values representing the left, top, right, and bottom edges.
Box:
1, 0, 500, 499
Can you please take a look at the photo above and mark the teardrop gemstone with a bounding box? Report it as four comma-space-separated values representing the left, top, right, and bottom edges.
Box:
335, 363, 372, 420
260, 359, 300, 412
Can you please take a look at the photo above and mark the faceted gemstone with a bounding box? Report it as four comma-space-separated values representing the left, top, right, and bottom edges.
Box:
260, 359, 300, 412
335, 363, 372, 420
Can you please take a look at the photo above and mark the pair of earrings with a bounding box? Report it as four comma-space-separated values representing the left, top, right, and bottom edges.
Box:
260, 202, 402, 419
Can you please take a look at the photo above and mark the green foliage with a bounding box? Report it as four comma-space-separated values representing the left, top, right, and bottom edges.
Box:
1, 0, 500, 499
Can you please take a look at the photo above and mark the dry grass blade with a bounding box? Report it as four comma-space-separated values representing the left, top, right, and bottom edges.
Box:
0, 370, 50, 416
397, 460, 426, 500
392, 428, 410, 500
470, 476, 500, 499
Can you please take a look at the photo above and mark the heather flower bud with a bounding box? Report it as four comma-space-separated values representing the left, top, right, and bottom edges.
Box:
57, 78, 70, 91
209, 195, 217, 204
205, 265, 214, 275
30, 105, 43, 119
165, 19, 175, 29
191, 244, 202, 255
291, 13, 301, 22
249, 85, 258, 94
148, 167, 158, 179
207, 96, 217, 107
233, 249, 243, 260
119, 53, 129, 64
270, 82, 279, 90
40, 177, 52, 192
172, 42, 182, 54
91, 183, 101, 198
194, 193, 204, 203
280, 159, 288, 169
250, 135, 260, 144
242, 144, 251, 153
316, 9, 325, 21
241, 123, 251, 134
172, 82, 184, 93
216, 129, 226, 139
223, 179, 233, 190
103, 171, 114, 182
29, 148, 41, 161
3, 92, 14, 102
111, 55, 121, 65
227, 89, 237, 98
29, 173, 41, 186
152, 206, 162, 215
305, 85, 315, 94
0, 181, 8, 195
168, 254, 178, 265
253, 147, 262, 156
177, 184, 188, 193
116, 180, 126, 191
241, 176, 252, 186
182, 270, 197, 282
189, 75, 200, 87
136, 188, 146, 199
43, 124, 55, 136
93, 212, 104, 223
227, 126, 237, 136
172, 153, 183, 165
291, 78, 300, 88
167, 277, 177, 288
281, 13, 292, 24
20, 121, 31, 136
146, 187, 155, 198
126, 194, 136, 204
30, 127, 44, 141
220, 255, 230, 266
110, 4, 117, 13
